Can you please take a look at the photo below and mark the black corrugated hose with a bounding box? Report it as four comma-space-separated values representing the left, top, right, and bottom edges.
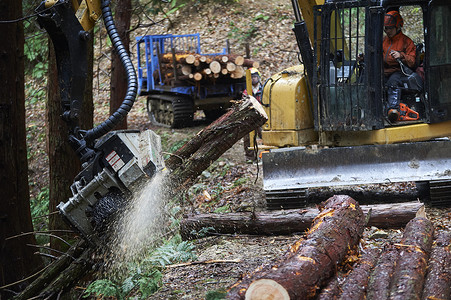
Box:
84, 0, 137, 145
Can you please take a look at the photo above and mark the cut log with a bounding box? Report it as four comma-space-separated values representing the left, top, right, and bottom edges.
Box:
221, 68, 228, 75
227, 195, 366, 300
234, 55, 244, 66
181, 65, 192, 76
317, 276, 341, 300
242, 59, 259, 68
338, 248, 380, 300
366, 245, 399, 300
230, 66, 245, 79
209, 60, 222, 74
185, 54, 196, 64
166, 96, 267, 190
180, 201, 424, 239
193, 72, 202, 81
226, 62, 237, 72
421, 231, 451, 300
388, 217, 434, 300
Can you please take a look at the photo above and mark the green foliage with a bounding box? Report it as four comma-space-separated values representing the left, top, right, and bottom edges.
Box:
30, 187, 50, 245
190, 226, 215, 238
24, 21, 48, 80
213, 204, 230, 213
84, 279, 121, 299
233, 177, 247, 187
206, 288, 227, 300
227, 13, 270, 45
146, 234, 197, 267
85, 234, 195, 299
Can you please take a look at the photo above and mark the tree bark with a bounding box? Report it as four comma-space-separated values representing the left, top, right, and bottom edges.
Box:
366, 245, 399, 300
421, 231, 451, 300
0, 1, 43, 297
338, 248, 380, 300
166, 96, 267, 191
388, 217, 434, 300
227, 195, 366, 300
109, 0, 132, 130
180, 201, 424, 239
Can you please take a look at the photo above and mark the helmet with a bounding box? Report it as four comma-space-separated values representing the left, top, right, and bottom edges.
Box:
384, 10, 403, 28
249, 67, 261, 77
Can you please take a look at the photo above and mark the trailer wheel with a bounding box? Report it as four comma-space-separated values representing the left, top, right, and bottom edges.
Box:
147, 95, 193, 128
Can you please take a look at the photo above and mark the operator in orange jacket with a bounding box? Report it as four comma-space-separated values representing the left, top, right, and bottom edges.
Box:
383, 10, 422, 122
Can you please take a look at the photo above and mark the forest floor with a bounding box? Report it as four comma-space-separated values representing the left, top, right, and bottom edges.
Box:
23, 0, 451, 299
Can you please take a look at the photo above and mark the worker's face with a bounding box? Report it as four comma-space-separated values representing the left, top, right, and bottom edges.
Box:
252, 74, 260, 85
384, 26, 397, 38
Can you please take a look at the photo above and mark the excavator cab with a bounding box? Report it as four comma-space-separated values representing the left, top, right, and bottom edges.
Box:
313, 0, 451, 131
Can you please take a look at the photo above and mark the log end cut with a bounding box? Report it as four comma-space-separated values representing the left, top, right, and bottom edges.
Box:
245, 279, 290, 300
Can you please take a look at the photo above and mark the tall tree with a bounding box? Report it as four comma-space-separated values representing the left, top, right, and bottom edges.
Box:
47, 35, 94, 252
0, 1, 43, 297
110, 0, 132, 130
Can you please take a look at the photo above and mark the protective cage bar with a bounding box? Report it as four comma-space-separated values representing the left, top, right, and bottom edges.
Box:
313, 1, 384, 131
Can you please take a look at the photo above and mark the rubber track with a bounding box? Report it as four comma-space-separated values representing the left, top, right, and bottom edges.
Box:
147, 94, 193, 128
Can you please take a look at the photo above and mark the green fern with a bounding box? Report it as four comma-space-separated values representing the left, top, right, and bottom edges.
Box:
83, 279, 121, 299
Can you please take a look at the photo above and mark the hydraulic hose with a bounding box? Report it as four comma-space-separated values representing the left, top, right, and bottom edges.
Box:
84, 0, 137, 145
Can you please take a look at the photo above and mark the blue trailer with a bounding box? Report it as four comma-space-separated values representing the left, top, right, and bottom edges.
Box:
136, 33, 247, 128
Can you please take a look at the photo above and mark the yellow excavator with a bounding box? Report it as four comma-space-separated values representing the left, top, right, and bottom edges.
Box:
259, 0, 451, 208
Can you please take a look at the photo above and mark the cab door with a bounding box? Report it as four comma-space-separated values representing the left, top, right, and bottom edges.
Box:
427, 1, 451, 123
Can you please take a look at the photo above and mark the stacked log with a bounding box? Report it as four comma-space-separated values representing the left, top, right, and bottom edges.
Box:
227, 195, 366, 299
226, 204, 447, 300
156, 52, 259, 85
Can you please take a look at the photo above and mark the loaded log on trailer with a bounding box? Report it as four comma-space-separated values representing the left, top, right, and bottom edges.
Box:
136, 33, 259, 128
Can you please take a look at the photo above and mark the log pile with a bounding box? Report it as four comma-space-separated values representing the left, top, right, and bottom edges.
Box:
226, 198, 450, 300
155, 52, 259, 85
227, 195, 367, 299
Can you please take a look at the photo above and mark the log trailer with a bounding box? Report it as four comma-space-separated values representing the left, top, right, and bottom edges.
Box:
35, 0, 165, 246
136, 34, 247, 128
260, 0, 451, 208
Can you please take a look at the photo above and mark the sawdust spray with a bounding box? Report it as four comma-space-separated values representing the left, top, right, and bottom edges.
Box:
104, 171, 174, 274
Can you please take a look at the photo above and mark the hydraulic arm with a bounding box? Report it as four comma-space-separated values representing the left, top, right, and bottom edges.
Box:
35, 0, 164, 245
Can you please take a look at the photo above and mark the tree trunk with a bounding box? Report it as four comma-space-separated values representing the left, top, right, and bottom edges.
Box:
47, 43, 81, 252
338, 248, 380, 300
366, 245, 399, 300
388, 217, 434, 300
0, 1, 43, 297
421, 231, 451, 300
109, 0, 132, 130
166, 96, 267, 190
227, 195, 366, 300
180, 201, 424, 239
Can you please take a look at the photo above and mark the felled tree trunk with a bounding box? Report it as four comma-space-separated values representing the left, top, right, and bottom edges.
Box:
388, 217, 434, 300
338, 248, 380, 300
227, 195, 366, 300
366, 245, 399, 300
421, 231, 451, 300
180, 201, 424, 239
167, 96, 267, 191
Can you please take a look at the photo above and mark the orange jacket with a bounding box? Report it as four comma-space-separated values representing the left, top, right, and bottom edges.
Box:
383, 31, 416, 76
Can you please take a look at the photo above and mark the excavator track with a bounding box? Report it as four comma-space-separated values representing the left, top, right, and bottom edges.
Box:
147, 94, 194, 128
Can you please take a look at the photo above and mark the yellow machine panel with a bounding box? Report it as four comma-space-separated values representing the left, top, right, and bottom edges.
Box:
261, 65, 317, 147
